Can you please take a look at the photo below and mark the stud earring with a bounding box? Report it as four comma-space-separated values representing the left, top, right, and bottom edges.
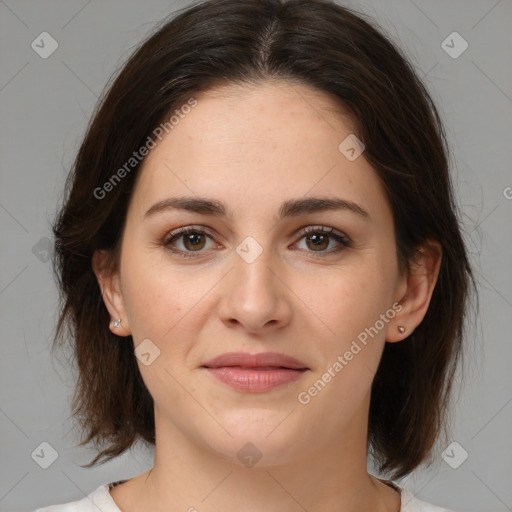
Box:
397, 325, 405, 334
111, 319, 122, 328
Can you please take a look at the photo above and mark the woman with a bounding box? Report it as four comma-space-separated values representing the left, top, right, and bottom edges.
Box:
36, 0, 474, 510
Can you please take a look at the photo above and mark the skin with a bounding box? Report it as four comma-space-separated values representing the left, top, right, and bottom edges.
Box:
93, 80, 441, 512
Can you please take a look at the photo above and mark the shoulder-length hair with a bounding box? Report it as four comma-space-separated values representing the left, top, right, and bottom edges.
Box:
52, 0, 475, 480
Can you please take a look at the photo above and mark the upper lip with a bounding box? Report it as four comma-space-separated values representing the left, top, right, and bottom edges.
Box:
202, 352, 309, 370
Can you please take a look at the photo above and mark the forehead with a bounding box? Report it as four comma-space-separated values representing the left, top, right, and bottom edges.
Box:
128, 81, 389, 224
140, 80, 357, 170
179, 80, 356, 147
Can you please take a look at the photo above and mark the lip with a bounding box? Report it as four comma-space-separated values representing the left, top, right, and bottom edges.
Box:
202, 351, 308, 370
201, 352, 309, 393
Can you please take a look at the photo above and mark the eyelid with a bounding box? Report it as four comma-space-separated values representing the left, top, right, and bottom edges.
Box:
161, 224, 351, 258
296, 225, 351, 245
162, 224, 350, 243
162, 224, 215, 241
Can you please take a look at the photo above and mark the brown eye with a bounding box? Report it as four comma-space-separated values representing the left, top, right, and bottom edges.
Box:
295, 226, 350, 256
304, 232, 330, 251
181, 231, 207, 251
162, 227, 216, 259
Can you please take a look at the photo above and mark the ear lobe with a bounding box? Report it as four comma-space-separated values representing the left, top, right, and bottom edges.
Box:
92, 250, 131, 336
386, 241, 442, 343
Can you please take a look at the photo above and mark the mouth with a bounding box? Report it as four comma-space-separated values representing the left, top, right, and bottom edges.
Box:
201, 352, 309, 392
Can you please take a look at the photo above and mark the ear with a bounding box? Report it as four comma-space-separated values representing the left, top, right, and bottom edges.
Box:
92, 249, 132, 337
386, 240, 442, 342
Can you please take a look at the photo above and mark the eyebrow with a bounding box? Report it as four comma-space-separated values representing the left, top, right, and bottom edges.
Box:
144, 196, 370, 221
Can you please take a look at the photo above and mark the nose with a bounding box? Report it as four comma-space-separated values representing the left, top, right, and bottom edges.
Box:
217, 241, 293, 335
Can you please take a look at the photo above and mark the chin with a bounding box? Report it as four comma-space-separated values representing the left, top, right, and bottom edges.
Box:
202, 412, 306, 467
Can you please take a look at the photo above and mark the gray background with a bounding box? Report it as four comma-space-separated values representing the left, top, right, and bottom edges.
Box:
1, 0, 511, 511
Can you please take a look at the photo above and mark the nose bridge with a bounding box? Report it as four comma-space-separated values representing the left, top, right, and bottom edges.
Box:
233, 235, 279, 305
218, 233, 291, 331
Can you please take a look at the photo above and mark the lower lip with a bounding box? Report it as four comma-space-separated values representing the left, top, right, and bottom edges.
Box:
204, 367, 307, 392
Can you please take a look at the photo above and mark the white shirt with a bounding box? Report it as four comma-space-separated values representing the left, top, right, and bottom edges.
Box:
33, 480, 455, 512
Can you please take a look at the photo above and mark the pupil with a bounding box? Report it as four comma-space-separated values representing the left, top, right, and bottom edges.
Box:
187, 233, 203, 249
309, 233, 327, 250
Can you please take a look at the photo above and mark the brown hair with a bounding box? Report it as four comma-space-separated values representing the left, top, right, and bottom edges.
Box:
52, 0, 475, 480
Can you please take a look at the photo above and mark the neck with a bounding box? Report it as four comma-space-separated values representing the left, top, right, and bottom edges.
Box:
112, 404, 401, 512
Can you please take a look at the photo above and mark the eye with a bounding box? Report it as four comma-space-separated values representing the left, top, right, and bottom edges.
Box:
162, 226, 218, 259
161, 225, 351, 259
294, 226, 351, 256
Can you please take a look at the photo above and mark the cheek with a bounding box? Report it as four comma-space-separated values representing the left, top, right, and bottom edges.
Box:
311, 260, 395, 342
124, 282, 186, 346
119, 244, 185, 341
120, 245, 219, 356
295, 264, 395, 424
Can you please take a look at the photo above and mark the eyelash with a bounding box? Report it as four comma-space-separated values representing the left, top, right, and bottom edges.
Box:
161, 225, 351, 260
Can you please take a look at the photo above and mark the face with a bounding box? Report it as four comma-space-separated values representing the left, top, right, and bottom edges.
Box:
97, 81, 412, 467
